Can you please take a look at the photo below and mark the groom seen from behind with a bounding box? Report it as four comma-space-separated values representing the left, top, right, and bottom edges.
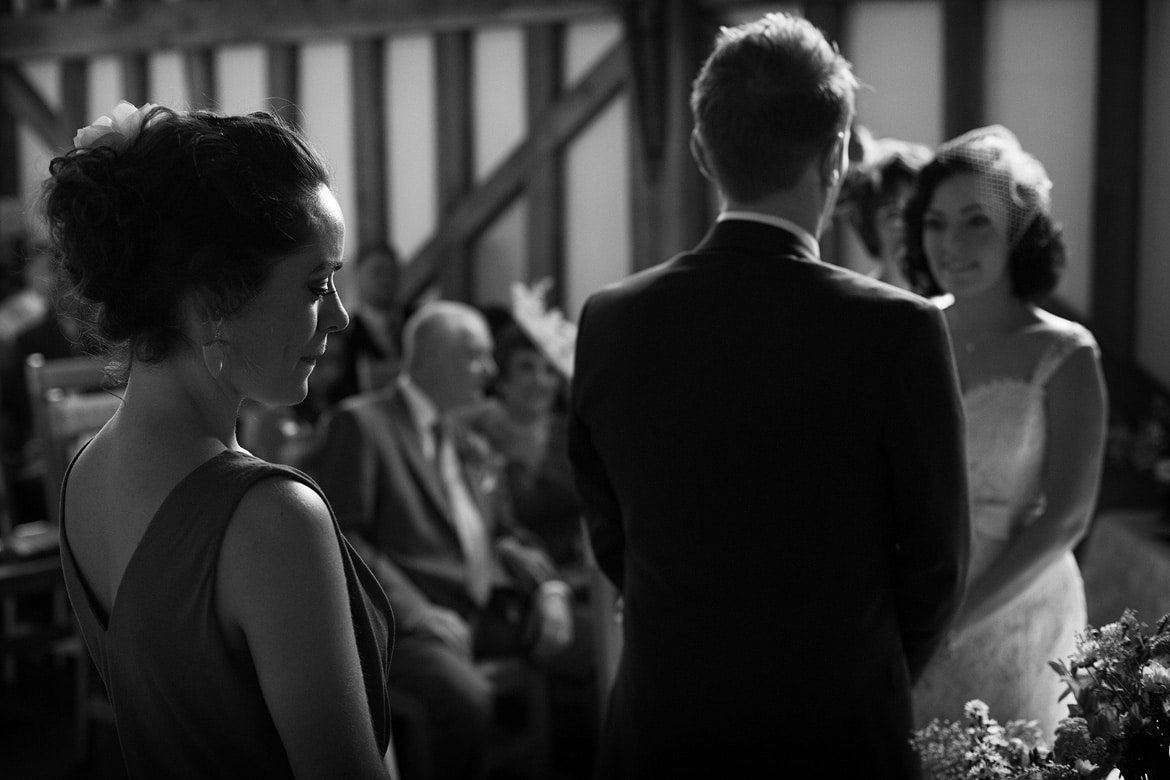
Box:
567, 12, 970, 779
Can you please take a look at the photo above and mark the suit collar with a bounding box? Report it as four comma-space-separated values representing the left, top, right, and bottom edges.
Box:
717, 211, 819, 258
387, 385, 494, 528
386, 388, 449, 513
697, 217, 822, 262
398, 376, 440, 457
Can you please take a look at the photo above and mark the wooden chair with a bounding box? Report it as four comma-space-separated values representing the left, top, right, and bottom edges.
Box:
25, 352, 124, 525
23, 352, 122, 766
480, 655, 549, 780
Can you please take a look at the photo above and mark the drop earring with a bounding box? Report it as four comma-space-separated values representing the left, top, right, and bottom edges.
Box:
202, 321, 226, 379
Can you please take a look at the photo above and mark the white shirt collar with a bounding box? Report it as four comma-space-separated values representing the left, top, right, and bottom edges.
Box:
717, 210, 820, 259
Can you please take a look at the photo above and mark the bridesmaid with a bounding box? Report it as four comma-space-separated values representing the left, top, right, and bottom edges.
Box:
47, 102, 395, 778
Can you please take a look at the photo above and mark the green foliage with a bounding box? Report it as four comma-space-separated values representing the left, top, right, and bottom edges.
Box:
914, 610, 1170, 780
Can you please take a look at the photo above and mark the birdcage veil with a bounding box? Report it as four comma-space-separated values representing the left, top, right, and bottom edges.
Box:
934, 125, 1053, 247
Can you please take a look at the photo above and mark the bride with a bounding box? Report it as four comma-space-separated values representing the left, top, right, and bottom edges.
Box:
901, 125, 1108, 741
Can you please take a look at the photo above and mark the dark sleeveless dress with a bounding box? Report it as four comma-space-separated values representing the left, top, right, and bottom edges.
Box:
59, 449, 393, 778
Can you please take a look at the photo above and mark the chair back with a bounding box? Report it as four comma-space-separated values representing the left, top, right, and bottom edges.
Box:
24, 353, 123, 524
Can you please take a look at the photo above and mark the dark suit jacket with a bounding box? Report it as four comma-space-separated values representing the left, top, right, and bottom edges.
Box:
322, 310, 401, 411
568, 219, 970, 778
316, 384, 555, 633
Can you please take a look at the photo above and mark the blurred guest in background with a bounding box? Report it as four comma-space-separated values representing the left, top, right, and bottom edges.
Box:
0, 237, 50, 345
836, 130, 931, 290
325, 241, 404, 410
904, 125, 1107, 741
316, 300, 573, 780
45, 102, 394, 778
461, 294, 599, 767
462, 319, 581, 568
0, 242, 86, 525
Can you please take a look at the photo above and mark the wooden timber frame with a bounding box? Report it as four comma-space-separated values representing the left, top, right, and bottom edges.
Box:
0, 0, 728, 310
0, 0, 1157, 411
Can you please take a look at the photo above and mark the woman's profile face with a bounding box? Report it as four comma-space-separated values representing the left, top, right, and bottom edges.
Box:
496, 347, 560, 419
223, 184, 350, 406
921, 172, 1011, 301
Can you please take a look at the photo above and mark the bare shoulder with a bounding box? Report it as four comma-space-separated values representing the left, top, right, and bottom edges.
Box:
216, 475, 344, 640
1031, 310, 1104, 404
1032, 308, 1099, 353
222, 476, 337, 564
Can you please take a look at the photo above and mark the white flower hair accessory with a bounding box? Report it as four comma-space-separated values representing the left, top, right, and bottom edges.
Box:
73, 100, 161, 151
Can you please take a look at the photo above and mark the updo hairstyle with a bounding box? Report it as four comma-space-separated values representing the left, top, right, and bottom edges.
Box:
902, 154, 1066, 302
42, 106, 332, 369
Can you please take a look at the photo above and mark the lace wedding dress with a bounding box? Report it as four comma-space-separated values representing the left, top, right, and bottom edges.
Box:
913, 324, 1095, 741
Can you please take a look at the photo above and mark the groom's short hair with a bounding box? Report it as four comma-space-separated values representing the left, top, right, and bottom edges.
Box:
690, 12, 857, 203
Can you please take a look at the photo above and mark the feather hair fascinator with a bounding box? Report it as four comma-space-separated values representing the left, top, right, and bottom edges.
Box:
510, 278, 577, 380
935, 124, 1053, 247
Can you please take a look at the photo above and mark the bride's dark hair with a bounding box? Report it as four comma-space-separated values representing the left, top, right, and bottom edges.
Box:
42, 106, 332, 374
902, 128, 1065, 302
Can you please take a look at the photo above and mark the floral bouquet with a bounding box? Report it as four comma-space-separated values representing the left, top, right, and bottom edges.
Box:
1047, 609, 1170, 779
913, 609, 1170, 779
911, 700, 1057, 780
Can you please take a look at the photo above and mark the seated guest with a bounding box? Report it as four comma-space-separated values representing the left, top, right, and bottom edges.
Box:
0, 244, 87, 524
316, 300, 574, 780
459, 313, 600, 757
460, 320, 582, 568
321, 242, 404, 412
0, 238, 49, 346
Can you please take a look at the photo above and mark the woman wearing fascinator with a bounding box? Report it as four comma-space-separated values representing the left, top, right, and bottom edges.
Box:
47, 102, 394, 777
903, 125, 1107, 740
460, 281, 582, 569
457, 283, 594, 682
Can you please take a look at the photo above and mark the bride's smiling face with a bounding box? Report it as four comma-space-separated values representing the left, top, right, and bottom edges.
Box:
921, 172, 1012, 301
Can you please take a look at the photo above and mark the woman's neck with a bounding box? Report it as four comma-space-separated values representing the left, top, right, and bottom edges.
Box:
121, 357, 242, 450
946, 288, 1035, 335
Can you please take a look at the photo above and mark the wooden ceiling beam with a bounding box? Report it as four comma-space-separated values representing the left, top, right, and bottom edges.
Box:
0, 0, 611, 62
351, 36, 389, 254
524, 22, 564, 300
1090, 0, 1145, 359
0, 62, 70, 149
399, 40, 625, 302
434, 28, 474, 300
265, 44, 300, 128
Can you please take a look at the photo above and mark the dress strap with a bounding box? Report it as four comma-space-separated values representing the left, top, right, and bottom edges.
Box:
1031, 323, 1097, 387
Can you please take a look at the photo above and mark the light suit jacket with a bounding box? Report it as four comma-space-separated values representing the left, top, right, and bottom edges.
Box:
316, 385, 554, 632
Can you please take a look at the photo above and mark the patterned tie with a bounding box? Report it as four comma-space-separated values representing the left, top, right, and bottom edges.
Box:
433, 418, 493, 605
